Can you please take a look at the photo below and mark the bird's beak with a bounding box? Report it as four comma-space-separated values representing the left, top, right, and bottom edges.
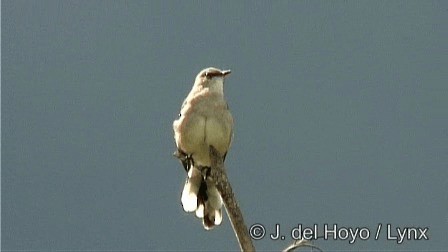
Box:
221, 70, 231, 76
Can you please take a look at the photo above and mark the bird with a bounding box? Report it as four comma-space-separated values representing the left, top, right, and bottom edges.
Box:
173, 67, 234, 229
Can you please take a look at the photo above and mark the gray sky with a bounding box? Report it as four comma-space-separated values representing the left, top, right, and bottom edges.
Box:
3, 1, 447, 251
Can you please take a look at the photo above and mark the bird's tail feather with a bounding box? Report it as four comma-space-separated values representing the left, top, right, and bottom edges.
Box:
181, 166, 223, 229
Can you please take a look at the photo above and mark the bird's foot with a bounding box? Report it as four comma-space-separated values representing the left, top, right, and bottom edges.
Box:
173, 149, 194, 172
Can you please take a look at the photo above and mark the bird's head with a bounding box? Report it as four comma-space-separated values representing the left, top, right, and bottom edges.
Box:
194, 67, 231, 89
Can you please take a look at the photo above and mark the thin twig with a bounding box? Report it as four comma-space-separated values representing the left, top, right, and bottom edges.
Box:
208, 145, 255, 252
282, 238, 323, 252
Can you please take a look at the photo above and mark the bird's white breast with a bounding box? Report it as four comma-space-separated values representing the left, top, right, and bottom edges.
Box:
173, 87, 232, 166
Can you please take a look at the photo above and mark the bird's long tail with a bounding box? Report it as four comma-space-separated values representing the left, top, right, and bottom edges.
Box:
181, 166, 223, 229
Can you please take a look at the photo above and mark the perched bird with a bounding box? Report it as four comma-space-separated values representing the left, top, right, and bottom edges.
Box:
173, 67, 234, 229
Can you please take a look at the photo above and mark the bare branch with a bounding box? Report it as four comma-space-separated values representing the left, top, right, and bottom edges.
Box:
282, 238, 322, 252
208, 145, 255, 252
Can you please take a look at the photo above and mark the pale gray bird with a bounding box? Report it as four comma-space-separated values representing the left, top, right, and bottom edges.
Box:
173, 67, 234, 229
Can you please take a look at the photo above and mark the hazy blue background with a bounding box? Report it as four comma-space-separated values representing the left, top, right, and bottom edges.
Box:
2, 1, 447, 251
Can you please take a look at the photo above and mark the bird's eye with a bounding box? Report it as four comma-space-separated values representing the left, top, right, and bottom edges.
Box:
204, 71, 211, 79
